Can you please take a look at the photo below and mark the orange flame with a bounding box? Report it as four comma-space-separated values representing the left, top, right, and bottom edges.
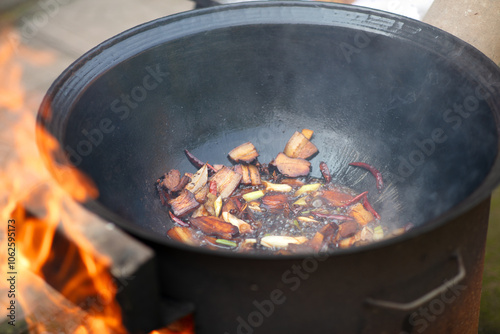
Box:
0, 27, 126, 334
0, 26, 195, 334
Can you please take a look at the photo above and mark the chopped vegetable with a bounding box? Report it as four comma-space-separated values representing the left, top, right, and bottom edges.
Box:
261, 236, 308, 248
263, 181, 292, 193
294, 183, 321, 197
242, 190, 265, 202
215, 239, 238, 247
158, 128, 409, 254
214, 196, 223, 217
293, 197, 308, 206
222, 212, 254, 234
373, 226, 384, 241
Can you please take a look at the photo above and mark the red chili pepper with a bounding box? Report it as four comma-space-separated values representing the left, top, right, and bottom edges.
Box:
169, 211, 190, 227
362, 196, 381, 220
311, 212, 354, 221
209, 180, 217, 195
349, 162, 383, 193
319, 161, 331, 183
340, 191, 369, 207
184, 149, 217, 174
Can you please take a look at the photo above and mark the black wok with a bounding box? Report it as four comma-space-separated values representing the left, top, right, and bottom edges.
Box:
38, 2, 500, 333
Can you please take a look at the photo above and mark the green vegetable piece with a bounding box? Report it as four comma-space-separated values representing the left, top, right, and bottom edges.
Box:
215, 239, 238, 247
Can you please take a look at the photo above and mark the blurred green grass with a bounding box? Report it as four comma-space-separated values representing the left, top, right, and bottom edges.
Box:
479, 187, 500, 334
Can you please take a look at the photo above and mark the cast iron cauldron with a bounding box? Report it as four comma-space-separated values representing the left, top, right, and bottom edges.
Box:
38, 2, 500, 333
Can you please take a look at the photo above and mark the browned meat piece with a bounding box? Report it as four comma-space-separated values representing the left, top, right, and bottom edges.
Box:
283, 131, 318, 159
190, 216, 239, 239
209, 166, 242, 198
168, 189, 200, 217
228, 142, 259, 163
272, 152, 311, 177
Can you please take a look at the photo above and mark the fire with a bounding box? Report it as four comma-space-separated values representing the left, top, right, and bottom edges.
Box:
0, 27, 127, 334
0, 26, 196, 334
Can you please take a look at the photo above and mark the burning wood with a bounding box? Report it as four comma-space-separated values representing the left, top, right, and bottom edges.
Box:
228, 142, 259, 163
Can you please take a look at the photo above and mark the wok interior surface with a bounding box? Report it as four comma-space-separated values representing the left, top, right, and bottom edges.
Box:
40, 3, 500, 253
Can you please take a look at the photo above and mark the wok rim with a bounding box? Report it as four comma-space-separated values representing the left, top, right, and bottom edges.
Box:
37, 1, 500, 260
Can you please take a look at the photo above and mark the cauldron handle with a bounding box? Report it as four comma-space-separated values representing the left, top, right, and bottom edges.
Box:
364, 250, 465, 311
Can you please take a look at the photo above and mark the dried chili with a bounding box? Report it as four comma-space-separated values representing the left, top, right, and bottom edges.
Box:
340, 191, 369, 207
184, 149, 217, 174
319, 161, 331, 183
349, 162, 383, 193
362, 196, 381, 220
169, 211, 190, 227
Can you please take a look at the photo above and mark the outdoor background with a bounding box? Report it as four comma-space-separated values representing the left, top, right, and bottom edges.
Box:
0, 0, 498, 333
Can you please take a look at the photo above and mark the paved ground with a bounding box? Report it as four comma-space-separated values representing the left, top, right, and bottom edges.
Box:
0, 0, 498, 332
